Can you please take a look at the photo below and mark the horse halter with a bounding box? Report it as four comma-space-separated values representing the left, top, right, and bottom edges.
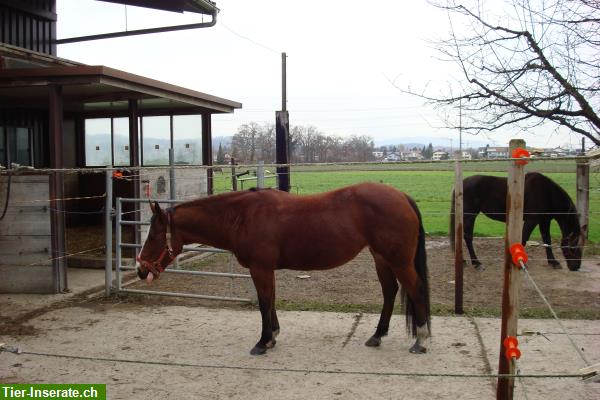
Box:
137, 208, 177, 278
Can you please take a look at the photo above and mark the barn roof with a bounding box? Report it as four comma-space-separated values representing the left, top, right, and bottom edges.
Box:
0, 44, 241, 115
0, 65, 240, 115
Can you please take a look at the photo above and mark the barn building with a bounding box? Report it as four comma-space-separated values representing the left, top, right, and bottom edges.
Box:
0, 0, 241, 293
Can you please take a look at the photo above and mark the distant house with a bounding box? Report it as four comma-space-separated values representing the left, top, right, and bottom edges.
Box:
457, 151, 472, 160
544, 148, 571, 158
372, 151, 384, 159
478, 147, 509, 159
402, 151, 423, 161
383, 153, 402, 162
432, 151, 449, 160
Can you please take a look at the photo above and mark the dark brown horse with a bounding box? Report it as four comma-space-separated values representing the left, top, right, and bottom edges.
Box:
136, 182, 431, 355
450, 172, 585, 271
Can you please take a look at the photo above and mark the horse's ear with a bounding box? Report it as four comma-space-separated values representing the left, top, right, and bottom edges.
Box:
150, 201, 161, 215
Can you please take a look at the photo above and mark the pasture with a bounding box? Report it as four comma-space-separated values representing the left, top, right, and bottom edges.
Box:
212, 160, 600, 242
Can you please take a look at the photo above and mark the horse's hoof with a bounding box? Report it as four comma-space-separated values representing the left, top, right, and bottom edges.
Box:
365, 336, 382, 347
550, 262, 562, 269
409, 343, 427, 354
250, 338, 276, 355
250, 345, 267, 355
474, 263, 485, 271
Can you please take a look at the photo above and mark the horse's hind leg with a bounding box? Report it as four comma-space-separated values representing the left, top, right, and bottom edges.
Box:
365, 252, 399, 347
464, 214, 482, 269
271, 273, 280, 338
391, 265, 430, 354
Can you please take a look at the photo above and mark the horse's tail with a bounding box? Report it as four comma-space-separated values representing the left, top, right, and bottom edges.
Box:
449, 189, 456, 253
404, 197, 431, 338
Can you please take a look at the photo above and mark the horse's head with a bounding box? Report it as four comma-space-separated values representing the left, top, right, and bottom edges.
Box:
136, 201, 177, 283
560, 227, 585, 271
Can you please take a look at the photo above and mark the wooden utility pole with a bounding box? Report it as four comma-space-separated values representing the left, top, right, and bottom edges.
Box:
576, 158, 589, 239
276, 52, 290, 192
454, 158, 464, 314
497, 139, 526, 400
454, 101, 464, 314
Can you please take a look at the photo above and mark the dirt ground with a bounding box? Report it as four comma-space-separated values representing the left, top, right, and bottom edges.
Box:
124, 237, 600, 318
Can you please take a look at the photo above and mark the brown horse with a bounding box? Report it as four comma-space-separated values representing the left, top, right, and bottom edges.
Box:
136, 182, 431, 355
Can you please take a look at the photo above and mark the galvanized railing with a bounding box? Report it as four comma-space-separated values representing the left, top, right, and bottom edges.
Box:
112, 196, 255, 303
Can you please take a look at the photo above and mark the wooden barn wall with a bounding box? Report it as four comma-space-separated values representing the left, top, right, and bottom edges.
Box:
0, 173, 53, 293
0, 0, 57, 55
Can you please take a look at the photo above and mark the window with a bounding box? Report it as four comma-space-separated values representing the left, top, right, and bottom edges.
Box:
85, 118, 112, 166
142, 116, 170, 166
113, 118, 130, 166
0, 126, 31, 167
81, 114, 203, 167
0, 127, 4, 167
173, 115, 202, 165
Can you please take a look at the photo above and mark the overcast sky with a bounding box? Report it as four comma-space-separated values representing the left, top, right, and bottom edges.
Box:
56, 0, 582, 149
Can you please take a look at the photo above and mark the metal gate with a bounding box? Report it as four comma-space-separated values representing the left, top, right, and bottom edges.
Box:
112, 197, 255, 303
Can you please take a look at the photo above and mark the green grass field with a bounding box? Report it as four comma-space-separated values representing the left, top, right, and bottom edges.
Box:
211, 160, 600, 242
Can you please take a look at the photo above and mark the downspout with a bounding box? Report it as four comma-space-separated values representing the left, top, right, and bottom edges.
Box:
56, 10, 217, 45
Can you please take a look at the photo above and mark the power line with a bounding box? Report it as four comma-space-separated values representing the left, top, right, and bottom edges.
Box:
219, 20, 280, 55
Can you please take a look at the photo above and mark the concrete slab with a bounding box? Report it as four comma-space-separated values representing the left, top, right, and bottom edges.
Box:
1, 303, 598, 399
475, 317, 600, 400
1, 305, 499, 400
0, 268, 135, 320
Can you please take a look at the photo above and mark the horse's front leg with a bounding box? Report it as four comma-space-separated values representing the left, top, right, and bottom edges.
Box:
249, 267, 276, 355
539, 219, 561, 268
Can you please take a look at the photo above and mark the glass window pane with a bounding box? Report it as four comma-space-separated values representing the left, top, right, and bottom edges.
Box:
85, 118, 112, 166
113, 118, 130, 166
0, 127, 5, 166
142, 116, 170, 166
173, 115, 202, 165
13, 127, 30, 166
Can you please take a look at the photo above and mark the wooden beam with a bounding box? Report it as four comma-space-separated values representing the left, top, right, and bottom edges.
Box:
454, 159, 464, 314
497, 139, 526, 400
48, 84, 66, 292
576, 159, 589, 239
276, 111, 290, 192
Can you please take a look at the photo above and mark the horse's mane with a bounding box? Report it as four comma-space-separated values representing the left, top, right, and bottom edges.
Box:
175, 188, 272, 210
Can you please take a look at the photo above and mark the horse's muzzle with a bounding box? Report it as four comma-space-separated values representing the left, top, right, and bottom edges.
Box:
136, 264, 149, 280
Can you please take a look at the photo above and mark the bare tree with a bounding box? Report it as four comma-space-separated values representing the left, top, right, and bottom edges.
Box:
405, 0, 600, 145
257, 123, 276, 162
232, 122, 260, 162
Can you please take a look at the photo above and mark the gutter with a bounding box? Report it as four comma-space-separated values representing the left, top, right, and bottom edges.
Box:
56, 10, 218, 45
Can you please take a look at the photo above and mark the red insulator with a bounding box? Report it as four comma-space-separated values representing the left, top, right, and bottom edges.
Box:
503, 336, 521, 360
511, 147, 530, 165
509, 243, 528, 268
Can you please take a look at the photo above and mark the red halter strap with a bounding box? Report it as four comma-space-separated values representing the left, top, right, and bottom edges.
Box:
137, 208, 177, 278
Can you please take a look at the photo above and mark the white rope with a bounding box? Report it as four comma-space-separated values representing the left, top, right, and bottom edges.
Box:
0, 345, 587, 380
519, 260, 591, 367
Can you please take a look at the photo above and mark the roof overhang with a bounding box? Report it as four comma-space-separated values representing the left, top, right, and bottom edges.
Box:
0, 65, 241, 115
96, 0, 219, 15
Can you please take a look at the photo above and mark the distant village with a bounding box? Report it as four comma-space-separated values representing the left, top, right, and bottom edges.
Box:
373, 144, 582, 162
